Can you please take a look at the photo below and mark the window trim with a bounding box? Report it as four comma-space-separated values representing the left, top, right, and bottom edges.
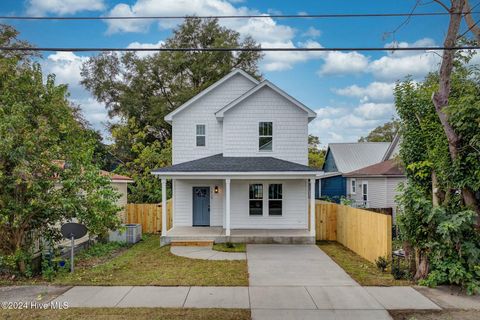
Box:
362, 181, 368, 206
196, 124, 206, 147
268, 183, 283, 216
351, 179, 356, 194
258, 121, 273, 152
248, 183, 264, 216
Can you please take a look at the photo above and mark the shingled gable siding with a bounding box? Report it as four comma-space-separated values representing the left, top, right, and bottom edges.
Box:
222, 86, 309, 165
171, 73, 256, 165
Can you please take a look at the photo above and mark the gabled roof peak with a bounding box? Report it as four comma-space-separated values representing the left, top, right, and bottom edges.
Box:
164, 68, 259, 123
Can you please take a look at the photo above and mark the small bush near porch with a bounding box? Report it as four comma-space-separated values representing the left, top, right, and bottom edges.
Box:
213, 243, 246, 252
51, 234, 248, 286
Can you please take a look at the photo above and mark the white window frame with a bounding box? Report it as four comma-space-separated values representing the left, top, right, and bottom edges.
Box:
258, 121, 273, 152
196, 124, 206, 147
268, 183, 283, 216
362, 181, 368, 207
351, 179, 356, 194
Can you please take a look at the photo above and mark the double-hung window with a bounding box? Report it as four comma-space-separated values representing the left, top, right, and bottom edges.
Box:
351, 179, 356, 194
268, 184, 282, 216
259, 122, 273, 151
196, 124, 206, 147
249, 184, 263, 216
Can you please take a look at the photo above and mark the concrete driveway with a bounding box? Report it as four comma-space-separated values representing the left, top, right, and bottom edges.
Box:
247, 244, 391, 320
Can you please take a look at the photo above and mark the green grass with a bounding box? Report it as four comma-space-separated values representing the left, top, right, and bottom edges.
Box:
212, 243, 246, 252
318, 241, 412, 286
51, 234, 248, 286
389, 310, 479, 320
0, 308, 250, 320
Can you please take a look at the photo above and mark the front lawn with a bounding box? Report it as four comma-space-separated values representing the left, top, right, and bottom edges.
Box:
213, 243, 246, 252
0, 308, 250, 320
390, 310, 479, 320
51, 234, 248, 286
318, 241, 412, 286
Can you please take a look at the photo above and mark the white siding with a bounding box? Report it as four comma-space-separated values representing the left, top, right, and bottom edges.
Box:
171, 74, 256, 164
112, 182, 128, 222
386, 177, 407, 220
173, 179, 224, 227
230, 179, 308, 229
222, 86, 309, 165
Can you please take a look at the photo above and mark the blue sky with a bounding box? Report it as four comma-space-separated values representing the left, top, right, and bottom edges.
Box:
1, 0, 479, 145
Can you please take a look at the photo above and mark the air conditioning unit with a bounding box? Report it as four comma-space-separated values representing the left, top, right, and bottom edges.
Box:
109, 224, 142, 244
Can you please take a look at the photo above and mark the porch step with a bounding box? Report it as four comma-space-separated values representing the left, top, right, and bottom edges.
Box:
170, 240, 214, 247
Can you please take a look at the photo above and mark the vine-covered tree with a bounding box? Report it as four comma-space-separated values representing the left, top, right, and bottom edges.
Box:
395, 55, 480, 293
81, 17, 263, 202
0, 25, 121, 274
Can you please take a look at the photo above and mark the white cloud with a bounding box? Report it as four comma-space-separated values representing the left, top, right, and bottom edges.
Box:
318, 51, 369, 75
26, 0, 105, 16
127, 40, 165, 58
105, 0, 325, 71
334, 82, 395, 102
354, 102, 395, 120
302, 26, 321, 38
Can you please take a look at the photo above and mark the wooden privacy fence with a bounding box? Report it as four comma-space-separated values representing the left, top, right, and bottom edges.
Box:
314, 200, 392, 263
126, 200, 172, 234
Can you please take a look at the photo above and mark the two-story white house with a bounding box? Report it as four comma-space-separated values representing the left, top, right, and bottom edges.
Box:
152, 69, 320, 244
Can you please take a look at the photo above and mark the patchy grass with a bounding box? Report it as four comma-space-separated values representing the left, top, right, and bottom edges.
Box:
213, 243, 246, 253
390, 310, 479, 320
0, 308, 250, 320
51, 234, 248, 286
317, 241, 412, 286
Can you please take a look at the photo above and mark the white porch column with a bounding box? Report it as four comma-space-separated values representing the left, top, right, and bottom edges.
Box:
310, 178, 316, 237
161, 178, 167, 236
225, 178, 231, 236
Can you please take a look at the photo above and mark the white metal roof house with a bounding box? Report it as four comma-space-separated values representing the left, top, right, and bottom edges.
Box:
152, 69, 320, 245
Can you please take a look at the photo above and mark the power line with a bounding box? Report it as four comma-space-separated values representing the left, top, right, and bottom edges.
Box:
1, 46, 479, 52
0, 11, 478, 20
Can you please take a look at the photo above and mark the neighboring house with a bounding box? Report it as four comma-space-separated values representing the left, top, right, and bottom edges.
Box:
100, 170, 134, 221
316, 135, 406, 218
152, 69, 320, 243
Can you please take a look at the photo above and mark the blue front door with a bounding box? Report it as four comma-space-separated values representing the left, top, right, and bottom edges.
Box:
193, 187, 210, 226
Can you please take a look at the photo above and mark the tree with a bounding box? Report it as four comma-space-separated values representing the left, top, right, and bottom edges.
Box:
395, 58, 480, 292
358, 120, 399, 142
431, 0, 479, 213
81, 18, 262, 202
308, 135, 325, 168
0, 25, 121, 274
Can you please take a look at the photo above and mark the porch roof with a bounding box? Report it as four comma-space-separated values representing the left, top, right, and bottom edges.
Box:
151, 154, 320, 178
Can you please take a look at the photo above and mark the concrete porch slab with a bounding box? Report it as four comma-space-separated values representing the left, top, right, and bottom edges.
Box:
365, 287, 441, 310
183, 287, 249, 308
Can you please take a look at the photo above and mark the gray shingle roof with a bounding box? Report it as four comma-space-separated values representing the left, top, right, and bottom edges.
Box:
328, 142, 391, 173
152, 154, 316, 173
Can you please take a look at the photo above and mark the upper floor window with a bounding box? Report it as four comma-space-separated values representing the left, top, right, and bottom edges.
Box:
196, 124, 206, 147
259, 122, 273, 151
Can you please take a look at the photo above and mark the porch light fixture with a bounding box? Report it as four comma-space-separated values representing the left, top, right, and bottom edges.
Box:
214, 185, 219, 193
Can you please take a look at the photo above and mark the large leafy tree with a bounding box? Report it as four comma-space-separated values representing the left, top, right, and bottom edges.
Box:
0, 25, 121, 274
395, 55, 480, 293
81, 18, 262, 202
358, 120, 399, 142
308, 135, 325, 168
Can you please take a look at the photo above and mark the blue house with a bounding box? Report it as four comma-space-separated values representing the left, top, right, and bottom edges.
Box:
316, 142, 391, 201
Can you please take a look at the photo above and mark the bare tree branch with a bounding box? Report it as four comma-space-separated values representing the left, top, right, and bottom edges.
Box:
463, 0, 480, 42
433, 0, 452, 11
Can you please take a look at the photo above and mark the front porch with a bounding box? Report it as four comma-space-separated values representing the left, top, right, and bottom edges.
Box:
164, 226, 315, 244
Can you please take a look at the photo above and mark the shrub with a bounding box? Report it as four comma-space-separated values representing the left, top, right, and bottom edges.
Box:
375, 256, 389, 273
